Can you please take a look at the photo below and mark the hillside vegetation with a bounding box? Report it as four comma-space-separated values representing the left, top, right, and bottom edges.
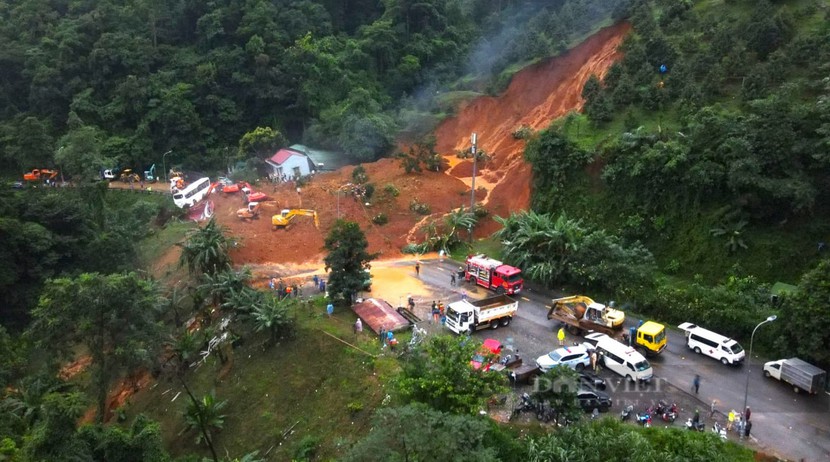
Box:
514, 0, 830, 366
1, 1, 826, 461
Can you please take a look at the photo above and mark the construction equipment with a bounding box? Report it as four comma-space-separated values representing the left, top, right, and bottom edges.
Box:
237, 202, 261, 221
101, 168, 118, 180
144, 164, 157, 183
547, 295, 626, 336
272, 209, 319, 230
119, 169, 141, 183
23, 169, 59, 183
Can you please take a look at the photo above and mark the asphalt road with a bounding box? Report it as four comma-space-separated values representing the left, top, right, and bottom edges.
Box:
398, 258, 830, 461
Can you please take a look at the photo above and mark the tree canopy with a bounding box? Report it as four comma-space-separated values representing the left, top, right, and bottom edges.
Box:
323, 220, 377, 303
29, 272, 161, 422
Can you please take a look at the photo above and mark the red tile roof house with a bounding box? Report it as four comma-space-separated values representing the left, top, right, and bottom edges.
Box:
265, 148, 315, 180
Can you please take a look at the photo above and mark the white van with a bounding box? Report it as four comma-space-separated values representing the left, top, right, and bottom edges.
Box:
678, 322, 744, 365
594, 335, 653, 383
173, 177, 212, 208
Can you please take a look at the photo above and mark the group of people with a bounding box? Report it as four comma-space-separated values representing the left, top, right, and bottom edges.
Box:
378, 326, 398, 351
269, 277, 300, 299
430, 300, 446, 325
692, 376, 753, 439
267, 274, 327, 300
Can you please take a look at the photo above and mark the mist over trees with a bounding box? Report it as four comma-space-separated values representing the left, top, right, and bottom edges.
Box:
0, 0, 627, 173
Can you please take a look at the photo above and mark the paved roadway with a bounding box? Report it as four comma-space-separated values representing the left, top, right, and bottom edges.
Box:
390, 258, 830, 461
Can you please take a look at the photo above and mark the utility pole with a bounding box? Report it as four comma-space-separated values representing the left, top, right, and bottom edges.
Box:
469, 132, 478, 242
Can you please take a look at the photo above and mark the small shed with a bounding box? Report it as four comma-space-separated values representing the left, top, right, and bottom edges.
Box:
265, 148, 314, 180
352, 298, 410, 334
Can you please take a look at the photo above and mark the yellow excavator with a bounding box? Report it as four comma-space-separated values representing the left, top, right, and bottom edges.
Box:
547, 295, 626, 336
272, 209, 319, 231
119, 168, 141, 183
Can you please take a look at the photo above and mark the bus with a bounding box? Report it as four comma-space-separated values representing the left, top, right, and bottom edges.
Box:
173, 177, 212, 208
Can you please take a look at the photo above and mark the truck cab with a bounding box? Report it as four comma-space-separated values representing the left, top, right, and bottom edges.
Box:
465, 254, 523, 295
635, 321, 667, 356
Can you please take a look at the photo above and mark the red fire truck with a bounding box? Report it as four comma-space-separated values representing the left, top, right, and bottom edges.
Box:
464, 254, 523, 295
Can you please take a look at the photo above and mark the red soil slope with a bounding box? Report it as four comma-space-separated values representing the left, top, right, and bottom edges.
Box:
435, 22, 630, 236
215, 23, 630, 268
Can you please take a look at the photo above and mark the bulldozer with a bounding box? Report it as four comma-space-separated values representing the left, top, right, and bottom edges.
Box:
272, 209, 319, 231
119, 169, 141, 183
23, 169, 59, 183
237, 202, 261, 221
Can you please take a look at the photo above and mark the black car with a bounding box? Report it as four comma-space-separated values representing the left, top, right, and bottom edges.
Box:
577, 388, 612, 412
579, 371, 607, 390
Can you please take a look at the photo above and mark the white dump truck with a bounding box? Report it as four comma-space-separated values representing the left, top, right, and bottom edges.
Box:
763, 358, 827, 394
445, 294, 518, 335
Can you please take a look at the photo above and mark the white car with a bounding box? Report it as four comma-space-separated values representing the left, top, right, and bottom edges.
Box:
536, 345, 592, 372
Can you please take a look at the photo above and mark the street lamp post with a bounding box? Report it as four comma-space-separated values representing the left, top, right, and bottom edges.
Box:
469, 132, 477, 242
162, 150, 173, 183
743, 315, 777, 417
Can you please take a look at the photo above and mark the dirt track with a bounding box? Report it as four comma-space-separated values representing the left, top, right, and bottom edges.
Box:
214, 23, 630, 270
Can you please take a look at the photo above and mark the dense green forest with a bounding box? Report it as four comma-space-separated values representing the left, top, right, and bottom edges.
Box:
513, 0, 830, 366
1, 0, 828, 460
0, 0, 623, 178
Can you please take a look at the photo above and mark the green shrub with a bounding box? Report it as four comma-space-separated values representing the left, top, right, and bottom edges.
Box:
347, 401, 364, 414
402, 243, 426, 254
372, 213, 388, 225
409, 200, 431, 215
293, 435, 320, 461
351, 165, 368, 184
383, 183, 400, 197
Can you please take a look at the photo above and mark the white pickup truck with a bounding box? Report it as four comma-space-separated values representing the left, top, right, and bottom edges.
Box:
445, 294, 518, 335
763, 358, 827, 394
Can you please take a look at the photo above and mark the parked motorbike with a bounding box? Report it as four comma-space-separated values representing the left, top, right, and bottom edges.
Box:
535, 401, 558, 423
660, 402, 679, 422
712, 421, 727, 440
510, 393, 535, 420
635, 412, 652, 427
620, 405, 634, 422
686, 417, 705, 432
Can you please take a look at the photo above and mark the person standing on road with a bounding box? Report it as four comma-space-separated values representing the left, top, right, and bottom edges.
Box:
692, 374, 701, 394
727, 409, 735, 431
744, 406, 751, 422
590, 350, 598, 372
710, 399, 718, 418
415, 261, 420, 276
558, 327, 566, 346
450, 272, 457, 286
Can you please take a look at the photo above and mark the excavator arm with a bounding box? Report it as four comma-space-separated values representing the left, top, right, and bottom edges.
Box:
272, 209, 319, 230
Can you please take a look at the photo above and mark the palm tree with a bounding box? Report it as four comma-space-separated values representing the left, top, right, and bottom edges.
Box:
441, 206, 476, 251
494, 211, 586, 286
199, 267, 252, 307
178, 218, 232, 276
183, 392, 226, 445
249, 295, 295, 345
168, 330, 202, 372
710, 219, 749, 254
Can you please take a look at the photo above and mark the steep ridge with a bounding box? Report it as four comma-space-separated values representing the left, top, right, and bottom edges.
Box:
435, 22, 630, 236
